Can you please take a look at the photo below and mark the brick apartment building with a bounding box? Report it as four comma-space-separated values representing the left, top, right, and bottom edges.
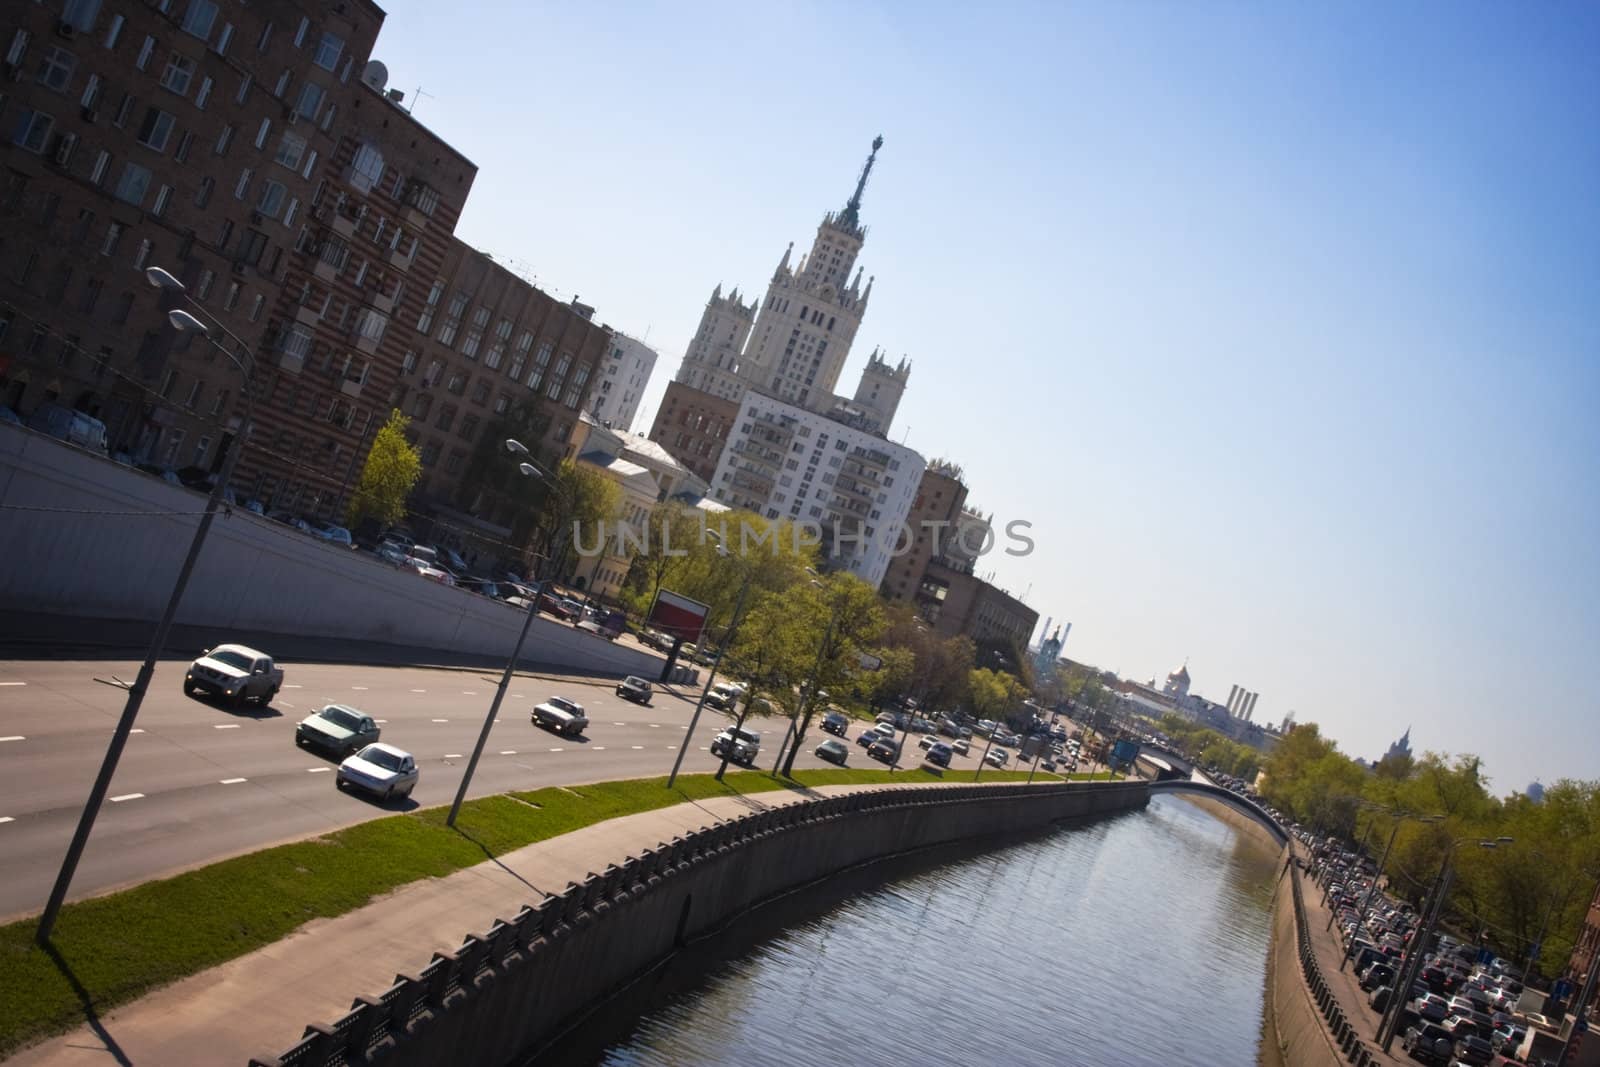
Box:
646, 378, 738, 484
0, 0, 481, 523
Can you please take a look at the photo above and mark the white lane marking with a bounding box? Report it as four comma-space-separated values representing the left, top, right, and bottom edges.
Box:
375, 719, 387, 724
700, 746, 710, 751
613, 722, 627, 727
0, 736, 24, 742
593, 746, 606, 751
681, 725, 689, 729
0, 816, 13, 824
444, 753, 462, 759
649, 723, 661, 729
285, 684, 303, 689
307, 767, 330, 774
631, 745, 644, 750
410, 688, 426, 693
0, 682, 26, 687
110, 793, 144, 802
499, 750, 517, 755
220, 777, 247, 785
352, 686, 369, 691
431, 718, 449, 723
666, 745, 676, 751
214, 723, 242, 730
549, 747, 564, 752
130, 728, 145, 734
461, 691, 477, 695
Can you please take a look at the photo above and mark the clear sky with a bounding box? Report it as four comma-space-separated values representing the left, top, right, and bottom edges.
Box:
369, 1, 1599, 795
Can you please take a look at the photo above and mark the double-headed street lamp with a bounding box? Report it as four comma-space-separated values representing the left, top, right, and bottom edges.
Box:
445, 439, 555, 827
1378, 834, 1514, 1051
37, 266, 258, 943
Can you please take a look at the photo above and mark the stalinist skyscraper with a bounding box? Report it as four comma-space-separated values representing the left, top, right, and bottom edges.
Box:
649, 138, 909, 483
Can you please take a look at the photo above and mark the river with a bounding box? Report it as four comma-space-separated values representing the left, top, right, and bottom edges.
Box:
542, 793, 1283, 1066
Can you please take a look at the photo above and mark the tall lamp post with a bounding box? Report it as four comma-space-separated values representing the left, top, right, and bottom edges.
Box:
1378, 835, 1513, 1050
36, 267, 257, 943
445, 439, 558, 827
668, 530, 754, 789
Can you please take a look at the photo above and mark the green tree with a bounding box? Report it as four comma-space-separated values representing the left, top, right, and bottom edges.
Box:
345, 409, 421, 529
526, 459, 622, 582
778, 573, 886, 776
967, 667, 1027, 776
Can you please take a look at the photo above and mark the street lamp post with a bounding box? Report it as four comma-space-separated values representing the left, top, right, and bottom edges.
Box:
36, 270, 257, 944
1378, 835, 1513, 1051
670, 533, 753, 789
445, 441, 555, 828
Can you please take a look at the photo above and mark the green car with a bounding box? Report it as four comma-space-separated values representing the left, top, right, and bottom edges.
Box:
815, 739, 850, 766
296, 704, 381, 758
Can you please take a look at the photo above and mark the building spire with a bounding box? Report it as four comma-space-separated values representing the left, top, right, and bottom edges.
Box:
837, 134, 884, 231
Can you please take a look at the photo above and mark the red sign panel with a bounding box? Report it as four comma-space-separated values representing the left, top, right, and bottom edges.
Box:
646, 588, 710, 645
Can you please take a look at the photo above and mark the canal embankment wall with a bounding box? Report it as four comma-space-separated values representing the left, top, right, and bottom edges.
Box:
248, 779, 1149, 1067
0, 423, 663, 677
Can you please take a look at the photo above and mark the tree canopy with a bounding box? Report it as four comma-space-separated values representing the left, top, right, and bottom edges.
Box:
344, 409, 421, 529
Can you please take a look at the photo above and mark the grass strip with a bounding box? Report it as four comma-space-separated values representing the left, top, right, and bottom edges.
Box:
0, 765, 1046, 1055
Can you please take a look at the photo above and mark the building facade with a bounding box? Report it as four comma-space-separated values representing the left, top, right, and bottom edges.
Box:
879, 459, 968, 602
647, 379, 738, 484
913, 557, 1038, 651
708, 388, 922, 587
587, 330, 656, 433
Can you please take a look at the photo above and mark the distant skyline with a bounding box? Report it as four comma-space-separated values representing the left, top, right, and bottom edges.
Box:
371, 1, 1599, 794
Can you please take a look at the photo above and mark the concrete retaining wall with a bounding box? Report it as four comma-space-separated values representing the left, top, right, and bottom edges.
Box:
0, 423, 662, 677
248, 780, 1149, 1067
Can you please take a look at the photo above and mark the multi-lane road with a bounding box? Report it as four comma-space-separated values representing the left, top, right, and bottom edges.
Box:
0, 655, 1030, 920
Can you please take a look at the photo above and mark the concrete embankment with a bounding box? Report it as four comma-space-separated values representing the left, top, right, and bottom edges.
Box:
244, 779, 1148, 1067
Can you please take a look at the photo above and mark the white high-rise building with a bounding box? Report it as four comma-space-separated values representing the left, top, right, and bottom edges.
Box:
710, 389, 924, 587
589, 332, 658, 433
670, 137, 903, 424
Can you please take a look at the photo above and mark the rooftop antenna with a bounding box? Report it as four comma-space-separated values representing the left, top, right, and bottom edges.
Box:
407, 86, 434, 116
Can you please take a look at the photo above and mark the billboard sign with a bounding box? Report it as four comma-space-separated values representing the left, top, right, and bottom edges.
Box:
645, 588, 711, 645
1110, 738, 1141, 769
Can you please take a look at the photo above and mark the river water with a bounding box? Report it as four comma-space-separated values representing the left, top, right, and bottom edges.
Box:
554, 794, 1282, 1067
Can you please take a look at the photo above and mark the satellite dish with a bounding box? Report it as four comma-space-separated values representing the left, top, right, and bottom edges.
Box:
361, 60, 388, 93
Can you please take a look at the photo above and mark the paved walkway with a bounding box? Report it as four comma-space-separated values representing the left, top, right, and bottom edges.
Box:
9, 780, 960, 1066
1294, 843, 1414, 1067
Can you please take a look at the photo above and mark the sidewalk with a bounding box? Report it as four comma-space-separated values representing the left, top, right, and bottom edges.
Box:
1294, 843, 1413, 1067
7, 781, 917, 1066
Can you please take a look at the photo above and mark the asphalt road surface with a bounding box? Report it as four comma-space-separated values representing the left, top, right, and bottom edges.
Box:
0, 656, 1047, 920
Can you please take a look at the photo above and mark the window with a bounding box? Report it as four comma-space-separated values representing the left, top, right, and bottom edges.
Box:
459, 415, 479, 442
253, 116, 271, 149
313, 31, 344, 70
349, 143, 384, 193
174, 130, 193, 161
435, 405, 456, 433
280, 323, 313, 362
223, 281, 240, 310
196, 268, 215, 301
256, 22, 273, 53
194, 175, 213, 207
184, 377, 204, 409
133, 238, 152, 269
273, 130, 306, 170
194, 75, 212, 108
417, 280, 443, 333
526, 342, 553, 390
236, 228, 267, 265
214, 23, 232, 55
294, 81, 323, 121
301, 149, 319, 180
36, 46, 77, 93
494, 393, 511, 415
136, 107, 175, 152
214, 123, 233, 155
235, 72, 251, 105
354, 308, 388, 343
564, 365, 590, 409
160, 51, 195, 96
64, 0, 102, 33
99, 221, 123, 257
293, 16, 309, 48
274, 69, 290, 98
471, 380, 492, 405
444, 372, 466, 395
113, 162, 151, 206
233, 166, 252, 200
419, 441, 440, 467
410, 393, 432, 419
256, 179, 286, 218
136, 35, 155, 71
10, 110, 53, 154
103, 13, 123, 48
283, 197, 299, 227
317, 235, 349, 271
112, 92, 134, 127
546, 352, 571, 401
405, 182, 440, 217
181, 0, 218, 40
460, 327, 481, 359
80, 73, 102, 111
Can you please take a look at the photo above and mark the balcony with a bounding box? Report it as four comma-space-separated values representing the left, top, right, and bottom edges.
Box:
339, 377, 364, 398
312, 257, 339, 282
294, 304, 321, 327
330, 213, 357, 239
388, 244, 415, 272
276, 349, 304, 375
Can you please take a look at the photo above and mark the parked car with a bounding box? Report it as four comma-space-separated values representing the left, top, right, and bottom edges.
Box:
1040, 758, 1057, 772
577, 609, 628, 641
917, 734, 938, 750
1489, 1026, 1525, 1054
539, 592, 580, 621
706, 682, 745, 712
952, 738, 971, 756
870, 721, 896, 739
336, 743, 418, 801
295, 705, 380, 758
1416, 994, 1451, 1022
855, 729, 880, 749
925, 741, 953, 768
615, 676, 653, 705
866, 737, 900, 764
311, 522, 355, 547
1369, 985, 1396, 1011
375, 539, 410, 566
984, 749, 1009, 768
820, 711, 851, 737
1361, 963, 1397, 992
1453, 1035, 1494, 1066
184, 644, 282, 706
26, 402, 108, 453
815, 739, 850, 766
532, 696, 589, 737
710, 726, 761, 766
1401, 1022, 1456, 1063
0, 405, 20, 425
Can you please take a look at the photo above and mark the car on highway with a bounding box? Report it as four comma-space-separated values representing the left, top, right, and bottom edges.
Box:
295, 704, 380, 758
870, 721, 896, 739
1360, 963, 1397, 992
1040, 758, 1057, 772
615, 676, 653, 705
952, 738, 971, 756
856, 728, 881, 749
532, 696, 589, 737
1489, 1025, 1525, 1054
821, 711, 851, 737
706, 682, 745, 712
184, 644, 282, 706
1401, 1022, 1455, 1064
710, 726, 761, 766
917, 734, 938, 750
336, 743, 418, 801
925, 741, 953, 768
815, 739, 850, 766
866, 737, 900, 764
1453, 1034, 1494, 1066
1416, 994, 1451, 1022
985, 749, 1009, 768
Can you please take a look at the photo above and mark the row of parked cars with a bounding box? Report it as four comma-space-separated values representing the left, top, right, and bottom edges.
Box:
1313, 840, 1535, 1065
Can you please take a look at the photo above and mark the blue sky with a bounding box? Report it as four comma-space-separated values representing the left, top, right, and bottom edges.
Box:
371, 1, 1599, 794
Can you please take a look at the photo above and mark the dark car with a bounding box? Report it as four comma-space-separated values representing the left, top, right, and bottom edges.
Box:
1401, 1022, 1455, 1063
924, 741, 953, 767
866, 737, 900, 764
1361, 963, 1397, 992
820, 711, 851, 737
615, 676, 653, 705
815, 739, 849, 766
295, 704, 380, 758
1453, 1035, 1494, 1066
856, 728, 883, 749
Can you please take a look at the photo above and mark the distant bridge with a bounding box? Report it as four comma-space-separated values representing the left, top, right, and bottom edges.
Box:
1148, 779, 1290, 847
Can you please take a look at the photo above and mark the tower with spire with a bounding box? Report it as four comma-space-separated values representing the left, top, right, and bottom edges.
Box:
669, 136, 889, 416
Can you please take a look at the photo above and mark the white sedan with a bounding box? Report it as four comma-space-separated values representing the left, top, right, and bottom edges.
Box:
985, 749, 1009, 768
337, 743, 419, 801
533, 696, 589, 737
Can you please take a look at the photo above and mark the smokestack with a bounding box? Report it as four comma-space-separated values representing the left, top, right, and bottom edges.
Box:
1227, 684, 1241, 715
1039, 616, 1052, 647
1244, 692, 1259, 721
